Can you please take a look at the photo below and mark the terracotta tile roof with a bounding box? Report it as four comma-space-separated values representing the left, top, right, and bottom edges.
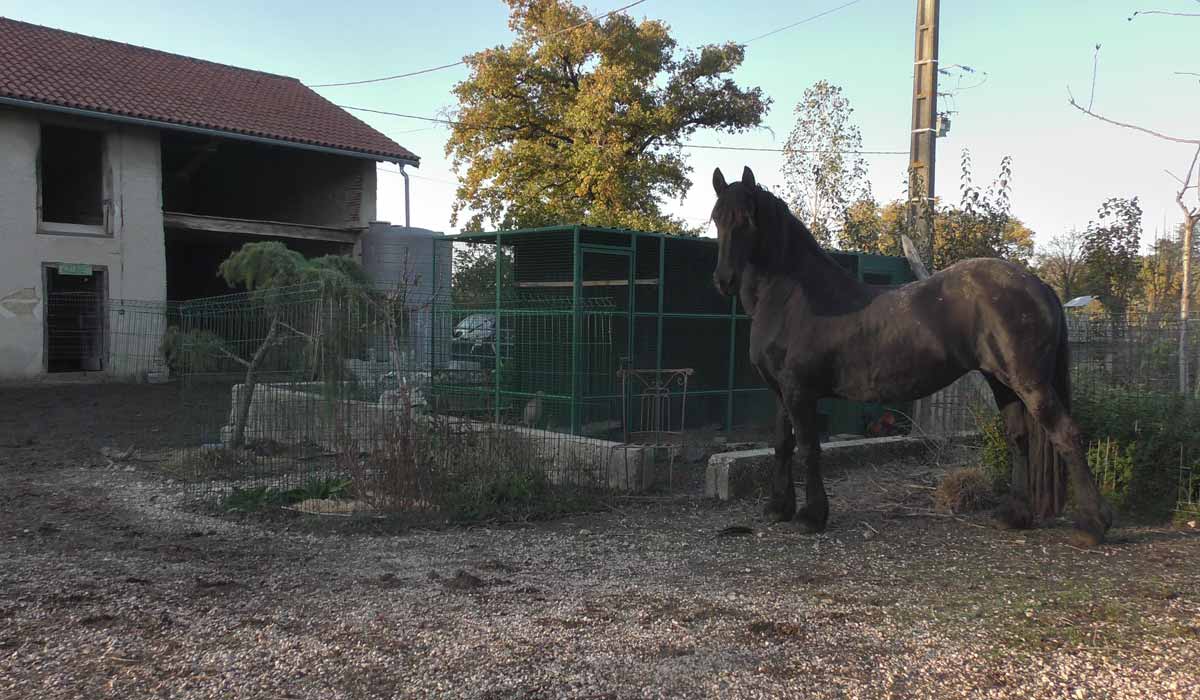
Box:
0, 16, 418, 163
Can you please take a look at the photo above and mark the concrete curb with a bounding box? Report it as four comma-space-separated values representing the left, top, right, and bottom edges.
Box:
705, 435, 932, 501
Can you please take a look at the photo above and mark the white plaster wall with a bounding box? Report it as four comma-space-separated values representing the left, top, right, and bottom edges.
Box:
0, 107, 166, 379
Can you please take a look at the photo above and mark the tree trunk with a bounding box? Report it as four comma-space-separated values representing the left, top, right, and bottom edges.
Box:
1181, 214, 1195, 395
231, 319, 281, 448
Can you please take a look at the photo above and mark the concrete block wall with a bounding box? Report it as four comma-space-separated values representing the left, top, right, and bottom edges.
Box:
0, 107, 166, 379
222, 382, 652, 492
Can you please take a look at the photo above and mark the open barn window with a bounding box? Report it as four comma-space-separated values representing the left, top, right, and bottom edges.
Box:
39, 124, 108, 233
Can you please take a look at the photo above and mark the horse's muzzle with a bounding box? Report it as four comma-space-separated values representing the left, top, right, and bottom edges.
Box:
713, 271, 736, 297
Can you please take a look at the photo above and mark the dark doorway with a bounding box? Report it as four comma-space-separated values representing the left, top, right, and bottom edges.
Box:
44, 265, 106, 373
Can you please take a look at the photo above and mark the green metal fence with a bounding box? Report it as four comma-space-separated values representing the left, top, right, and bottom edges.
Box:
448, 225, 917, 440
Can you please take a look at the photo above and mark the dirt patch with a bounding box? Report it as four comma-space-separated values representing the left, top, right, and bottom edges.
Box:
1, 384, 1199, 699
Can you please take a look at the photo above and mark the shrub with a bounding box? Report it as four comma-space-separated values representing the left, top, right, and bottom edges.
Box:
1072, 383, 1200, 521
975, 410, 1011, 494
934, 467, 996, 514
221, 477, 351, 513
1088, 438, 1136, 510
336, 397, 605, 523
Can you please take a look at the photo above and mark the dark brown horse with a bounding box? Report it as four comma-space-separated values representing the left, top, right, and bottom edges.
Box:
710, 166, 1113, 546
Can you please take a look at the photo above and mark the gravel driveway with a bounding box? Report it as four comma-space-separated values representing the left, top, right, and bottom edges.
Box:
1, 384, 1198, 699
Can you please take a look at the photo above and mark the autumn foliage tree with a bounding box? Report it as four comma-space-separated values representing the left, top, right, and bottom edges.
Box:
782, 80, 870, 246
833, 151, 1033, 270
445, 0, 769, 233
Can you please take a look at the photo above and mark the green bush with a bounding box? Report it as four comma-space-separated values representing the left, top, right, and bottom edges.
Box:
221, 477, 351, 513
1072, 383, 1200, 521
1088, 438, 1136, 511
976, 410, 1011, 494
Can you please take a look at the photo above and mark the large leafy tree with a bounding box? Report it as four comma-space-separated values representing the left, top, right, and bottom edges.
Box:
782, 81, 870, 245
1081, 196, 1143, 314
446, 0, 769, 233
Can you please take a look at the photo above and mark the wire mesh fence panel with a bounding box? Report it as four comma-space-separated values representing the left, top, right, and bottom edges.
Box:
42, 293, 172, 378
151, 246, 670, 518
661, 237, 729, 315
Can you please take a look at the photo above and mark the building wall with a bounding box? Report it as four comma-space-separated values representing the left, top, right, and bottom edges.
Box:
0, 107, 166, 379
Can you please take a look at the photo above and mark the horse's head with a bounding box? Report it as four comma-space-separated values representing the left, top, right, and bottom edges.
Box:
710, 165, 760, 296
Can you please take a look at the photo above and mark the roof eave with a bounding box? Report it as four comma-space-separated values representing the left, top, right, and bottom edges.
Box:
0, 96, 420, 166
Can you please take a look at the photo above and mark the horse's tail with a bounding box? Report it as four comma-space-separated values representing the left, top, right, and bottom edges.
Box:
1025, 304, 1071, 520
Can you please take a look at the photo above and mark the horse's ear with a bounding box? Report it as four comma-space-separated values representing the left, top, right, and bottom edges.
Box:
712, 168, 728, 194
741, 166, 756, 188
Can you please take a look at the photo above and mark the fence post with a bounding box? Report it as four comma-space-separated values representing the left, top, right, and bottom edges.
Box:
571, 226, 582, 434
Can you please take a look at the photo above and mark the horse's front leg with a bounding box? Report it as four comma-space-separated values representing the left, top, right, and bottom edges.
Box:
790, 397, 828, 533
765, 397, 797, 522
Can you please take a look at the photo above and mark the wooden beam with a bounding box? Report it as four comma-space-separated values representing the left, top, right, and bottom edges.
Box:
162, 212, 360, 244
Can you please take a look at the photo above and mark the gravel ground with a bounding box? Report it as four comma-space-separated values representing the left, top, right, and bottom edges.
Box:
2, 384, 1199, 699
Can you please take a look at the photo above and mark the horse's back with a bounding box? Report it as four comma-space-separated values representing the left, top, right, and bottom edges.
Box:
916, 257, 1065, 380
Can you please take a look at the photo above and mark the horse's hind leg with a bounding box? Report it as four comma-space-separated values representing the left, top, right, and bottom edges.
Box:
765, 396, 797, 522
1013, 383, 1112, 546
986, 376, 1034, 530
789, 397, 827, 533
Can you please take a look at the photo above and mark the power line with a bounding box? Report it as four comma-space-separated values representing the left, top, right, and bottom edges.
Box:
312, 0, 863, 89
308, 0, 648, 88
377, 166, 459, 186
343, 106, 457, 125
681, 143, 906, 155
742, 0, 864, 44
347, 104, 906, 155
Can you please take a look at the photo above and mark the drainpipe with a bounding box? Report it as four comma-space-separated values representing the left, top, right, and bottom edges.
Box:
399, 165, 411, 228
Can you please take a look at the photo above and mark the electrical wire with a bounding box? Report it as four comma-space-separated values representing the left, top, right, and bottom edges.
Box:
377, 166, 459, 186
312, 0, 866, 88
307, 0, 648, 88
741, 0, 864, 44
348, 104, 905, 155
681, 143, 906, 155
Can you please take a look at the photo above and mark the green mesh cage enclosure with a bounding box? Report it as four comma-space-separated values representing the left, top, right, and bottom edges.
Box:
441, 226, 917, 441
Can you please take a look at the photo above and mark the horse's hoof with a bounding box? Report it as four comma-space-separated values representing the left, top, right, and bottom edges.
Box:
1070, 523, 1106, 548
1072, 510, 1110, 548
994, 496, 1033, 530
764, 498, 796, 523
794, 505, 828, 534
1099, 500, 1115, 530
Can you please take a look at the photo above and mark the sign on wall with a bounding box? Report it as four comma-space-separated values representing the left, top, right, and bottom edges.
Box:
56, 263, 93, 276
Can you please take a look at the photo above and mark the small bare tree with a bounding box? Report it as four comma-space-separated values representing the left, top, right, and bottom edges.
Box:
1068, 5, 1200, 394
1037, 228, 1088, 302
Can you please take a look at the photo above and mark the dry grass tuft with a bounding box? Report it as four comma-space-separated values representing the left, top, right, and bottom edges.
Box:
934, 467, 996, 514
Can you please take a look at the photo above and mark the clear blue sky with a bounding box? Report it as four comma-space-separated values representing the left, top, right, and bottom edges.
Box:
6, 0, 1198, 248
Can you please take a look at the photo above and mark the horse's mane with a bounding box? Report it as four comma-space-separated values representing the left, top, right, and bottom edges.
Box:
714, 182, 855, 280
748, 185, 825, 270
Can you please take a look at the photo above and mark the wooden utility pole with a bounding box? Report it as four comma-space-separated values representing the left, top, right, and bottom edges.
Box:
908, 0, 940, 432
908, 0, 940, 267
